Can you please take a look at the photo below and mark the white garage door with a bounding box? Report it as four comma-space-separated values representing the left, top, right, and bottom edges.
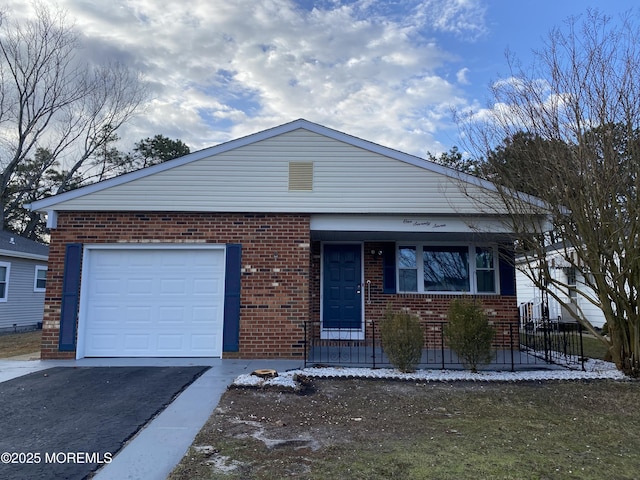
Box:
79, 246, 225, 358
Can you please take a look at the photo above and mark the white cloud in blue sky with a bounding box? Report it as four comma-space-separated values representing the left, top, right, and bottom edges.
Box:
5, 0, 638, 158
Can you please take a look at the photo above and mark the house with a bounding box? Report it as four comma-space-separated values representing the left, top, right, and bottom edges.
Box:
29, 119, 536, 360
0, 230, 49, 333
516, 244, 606, 329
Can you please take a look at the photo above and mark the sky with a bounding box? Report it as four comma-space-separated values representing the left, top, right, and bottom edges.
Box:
5, 0, 639, 158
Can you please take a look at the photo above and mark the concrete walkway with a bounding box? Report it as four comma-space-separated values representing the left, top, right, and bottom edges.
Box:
0, 356, 304, 480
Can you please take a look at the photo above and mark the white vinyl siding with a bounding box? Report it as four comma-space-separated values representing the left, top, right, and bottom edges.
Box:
516, 257, 607, 328
42, 129, 505, 215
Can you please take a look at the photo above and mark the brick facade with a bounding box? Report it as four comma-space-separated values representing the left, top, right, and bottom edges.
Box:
41, 214, 517, 360
309, 241, 518, 348
41, 211, 311, 359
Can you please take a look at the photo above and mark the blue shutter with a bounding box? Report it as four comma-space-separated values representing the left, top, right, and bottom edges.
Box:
59, 243, 83, 351
499, 247, 516, 296
382, 243, 396, 294
223, 244, 242, 352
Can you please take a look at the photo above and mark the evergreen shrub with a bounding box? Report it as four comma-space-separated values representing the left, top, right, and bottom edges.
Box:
379, 308, 423, 373
444, 299, 495, 373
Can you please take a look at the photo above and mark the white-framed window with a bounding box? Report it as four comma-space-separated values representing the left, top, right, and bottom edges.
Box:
566, 266, 577, 303
396, 244, 499, 294
0, 261, 10, 302
34, 265, 47, 292
475, 247, 496, 293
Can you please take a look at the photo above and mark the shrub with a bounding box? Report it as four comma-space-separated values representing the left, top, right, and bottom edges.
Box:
444, 299, 495, 373
379, 308, 424, 373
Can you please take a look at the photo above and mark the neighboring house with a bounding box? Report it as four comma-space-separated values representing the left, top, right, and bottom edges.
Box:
29, 119, 537, 360
0, 230, 49, 333
516, 245, 606, 329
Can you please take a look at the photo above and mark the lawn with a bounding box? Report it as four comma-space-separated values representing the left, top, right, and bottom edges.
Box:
578, 334, 609, 360
169, 378, 640, 480
520, 330, 609, 363
0, 330, 41, 358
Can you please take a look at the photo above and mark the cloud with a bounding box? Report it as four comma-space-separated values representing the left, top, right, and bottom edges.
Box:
457, 67, 471, 84
3, 0, 489, 156
413, 0, 488, 40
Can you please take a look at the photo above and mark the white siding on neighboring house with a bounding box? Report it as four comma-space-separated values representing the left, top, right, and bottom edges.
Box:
516, 268, 537, 307
516, 263, 606, 329
552, 267, 606, 328
32, 126, 510, 216
0, 256, 46, 331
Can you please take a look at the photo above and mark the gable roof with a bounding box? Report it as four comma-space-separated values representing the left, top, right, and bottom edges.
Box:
27, 119, 532, 216
0, 230, 49, 261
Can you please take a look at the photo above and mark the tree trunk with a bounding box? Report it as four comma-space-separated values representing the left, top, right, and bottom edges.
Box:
610, 322, 640, 378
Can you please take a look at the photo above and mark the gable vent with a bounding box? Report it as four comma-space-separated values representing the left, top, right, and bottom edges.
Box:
288, 161, 314, 191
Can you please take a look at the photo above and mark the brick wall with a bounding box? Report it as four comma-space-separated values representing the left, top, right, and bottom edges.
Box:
41, 212, 311, 359
309, 241, 518, 348
42, 218, 518, 360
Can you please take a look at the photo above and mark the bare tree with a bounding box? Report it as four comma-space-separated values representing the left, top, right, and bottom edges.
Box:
459, 9, 640, 376
0, 2, 147, 235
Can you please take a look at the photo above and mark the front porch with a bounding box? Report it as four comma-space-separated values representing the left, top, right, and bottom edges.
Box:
303, 320, 587, 371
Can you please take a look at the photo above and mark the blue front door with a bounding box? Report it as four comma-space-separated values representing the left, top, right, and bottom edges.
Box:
322, 244, 362, 329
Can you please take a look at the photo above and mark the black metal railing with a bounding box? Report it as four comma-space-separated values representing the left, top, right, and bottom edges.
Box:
303, 319, 585, 371
519, 320, 585, 370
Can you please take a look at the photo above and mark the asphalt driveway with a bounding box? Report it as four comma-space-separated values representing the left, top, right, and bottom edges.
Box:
0, 366, 208, 480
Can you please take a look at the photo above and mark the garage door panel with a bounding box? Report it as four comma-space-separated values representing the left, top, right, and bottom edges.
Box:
157, 334, 183, 351
88, 333, 119, 352
128, 278, 154, 294
94, 278, 121, 295
193, 278, 222, 295
81, 247, 225, 357
125, 306, 153, 323
192, 306, 218, 323
124, 334, 151, 352
94, 251, 120, 266
160, 278, 187, 295
191, 334, 217, 350
158, 306, 185, 323
129, 253, 156, 267
160, 252, 188, 266
91, 305, 120, 324
124, 334, 150, 347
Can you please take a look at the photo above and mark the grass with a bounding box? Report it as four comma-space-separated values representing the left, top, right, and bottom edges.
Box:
579, 334, 609, 360
548, 331, 609, 361
521, 330, 609, 362
0, 329, 41, 358
169, 330, 626, 480
169, 379, 640, 480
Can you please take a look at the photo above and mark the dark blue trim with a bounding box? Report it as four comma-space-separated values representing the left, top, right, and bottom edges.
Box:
223, 244, 242, 352
59, 243, 82, 351
382, 243, 396, 294
499, 247, 516, 296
